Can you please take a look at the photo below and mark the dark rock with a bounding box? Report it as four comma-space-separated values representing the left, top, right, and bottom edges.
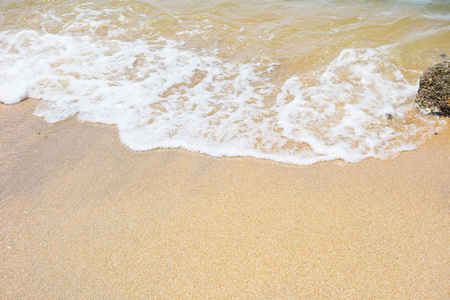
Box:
414, 60, 450, 117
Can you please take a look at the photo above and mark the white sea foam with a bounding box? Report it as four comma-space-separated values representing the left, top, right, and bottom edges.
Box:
0, 30, 445, 164
274, 46, 433, 163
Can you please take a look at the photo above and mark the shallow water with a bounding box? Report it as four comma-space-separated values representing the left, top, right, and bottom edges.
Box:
0, 0, 448, 164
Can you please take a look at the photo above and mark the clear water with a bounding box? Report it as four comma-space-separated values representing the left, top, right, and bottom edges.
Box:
0, 0, 448, 164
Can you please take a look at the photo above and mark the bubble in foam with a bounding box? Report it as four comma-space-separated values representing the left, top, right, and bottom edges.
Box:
0, 82, 28, 104
0, 30, 445, 165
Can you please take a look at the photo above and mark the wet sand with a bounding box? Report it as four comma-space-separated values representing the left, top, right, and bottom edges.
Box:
1, 99, 449, 299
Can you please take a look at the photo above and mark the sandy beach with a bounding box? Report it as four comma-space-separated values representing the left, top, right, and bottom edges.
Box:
1, 99, 449, 298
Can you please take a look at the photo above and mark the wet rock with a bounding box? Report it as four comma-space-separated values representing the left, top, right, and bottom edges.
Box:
414, 60, 450, 117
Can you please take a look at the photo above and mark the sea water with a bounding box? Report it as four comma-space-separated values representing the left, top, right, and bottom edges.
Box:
0, 0, 448, 164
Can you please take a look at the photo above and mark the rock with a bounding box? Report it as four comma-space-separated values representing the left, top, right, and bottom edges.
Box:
414, 60, 450, 117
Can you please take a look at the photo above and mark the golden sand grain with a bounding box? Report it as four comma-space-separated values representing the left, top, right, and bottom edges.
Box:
1, 100, 449, 299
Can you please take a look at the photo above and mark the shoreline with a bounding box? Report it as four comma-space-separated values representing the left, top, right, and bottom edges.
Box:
1, 99, 449, 298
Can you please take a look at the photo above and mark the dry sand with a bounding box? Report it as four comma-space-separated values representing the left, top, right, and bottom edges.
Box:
1, 99, 449, 299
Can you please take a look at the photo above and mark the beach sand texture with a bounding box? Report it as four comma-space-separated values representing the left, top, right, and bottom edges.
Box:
1, 99, 449, 298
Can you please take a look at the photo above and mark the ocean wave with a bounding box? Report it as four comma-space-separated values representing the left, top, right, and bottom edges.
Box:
0, 29, 445, 164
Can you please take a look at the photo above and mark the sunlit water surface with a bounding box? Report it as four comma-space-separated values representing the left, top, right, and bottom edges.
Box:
1, 0, 449, 164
